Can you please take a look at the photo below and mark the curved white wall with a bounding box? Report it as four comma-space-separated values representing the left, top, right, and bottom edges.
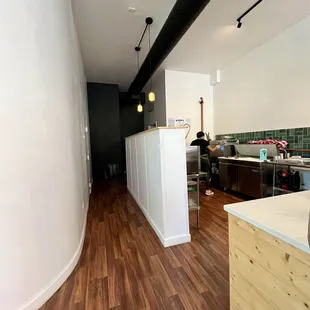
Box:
0, 1, 90, 309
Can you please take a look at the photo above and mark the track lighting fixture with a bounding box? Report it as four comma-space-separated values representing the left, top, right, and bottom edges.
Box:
236, 0, 263, 28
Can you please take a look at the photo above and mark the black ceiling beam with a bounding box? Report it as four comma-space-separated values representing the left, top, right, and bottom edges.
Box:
128, 0, 211, 95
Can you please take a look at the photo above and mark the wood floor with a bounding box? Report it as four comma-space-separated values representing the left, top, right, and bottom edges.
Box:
40, 180, 243, 310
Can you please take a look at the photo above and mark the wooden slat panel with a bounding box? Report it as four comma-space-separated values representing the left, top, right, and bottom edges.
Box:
230, 243, 310, 310
230, 286, 251, 310
229, 216, 310, 299
230, 267, 279, 310
229, 214, 310, 267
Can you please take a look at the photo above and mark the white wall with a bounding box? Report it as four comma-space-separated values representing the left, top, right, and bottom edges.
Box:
144, 71, 167, 129
165, 70, 214, 144
126, 128, 190, 247
0, 1, 90, 309
214, 15, 310, 135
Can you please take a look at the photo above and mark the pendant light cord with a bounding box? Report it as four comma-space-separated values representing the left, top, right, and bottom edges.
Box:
136, 49, 140, 71
148, 26, 152, 91
136, 49, 141, 108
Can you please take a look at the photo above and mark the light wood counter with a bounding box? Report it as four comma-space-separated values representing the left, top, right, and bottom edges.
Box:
225, 192, 310, 310
125, 126, 185, 138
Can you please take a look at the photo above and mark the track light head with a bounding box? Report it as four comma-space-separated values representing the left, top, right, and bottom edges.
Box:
145, 17, 153, 25
236, 0, 263, 29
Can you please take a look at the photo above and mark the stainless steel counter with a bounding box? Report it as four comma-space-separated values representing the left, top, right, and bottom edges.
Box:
219, 157, 273, 198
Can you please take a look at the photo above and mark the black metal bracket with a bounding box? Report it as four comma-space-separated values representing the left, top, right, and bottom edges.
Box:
237, 0, 263, 28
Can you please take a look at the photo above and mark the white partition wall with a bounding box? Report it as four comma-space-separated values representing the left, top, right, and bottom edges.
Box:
125, 127, 190, 247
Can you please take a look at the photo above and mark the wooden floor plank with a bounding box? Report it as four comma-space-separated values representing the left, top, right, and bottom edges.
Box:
40, 181, 242, 309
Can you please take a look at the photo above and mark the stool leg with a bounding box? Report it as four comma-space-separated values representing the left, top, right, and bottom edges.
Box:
197, 175, 200, 228
197, 209, 200, 228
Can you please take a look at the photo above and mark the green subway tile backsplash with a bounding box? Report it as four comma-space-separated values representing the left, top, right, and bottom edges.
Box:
215, 126, 310, 157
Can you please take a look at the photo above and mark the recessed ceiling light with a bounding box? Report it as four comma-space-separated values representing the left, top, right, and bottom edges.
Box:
128, 7, 136, 13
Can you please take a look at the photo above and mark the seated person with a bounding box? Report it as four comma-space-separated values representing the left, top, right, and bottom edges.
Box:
191, 131, 220, 196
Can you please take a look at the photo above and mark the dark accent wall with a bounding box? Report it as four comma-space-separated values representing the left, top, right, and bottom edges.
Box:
87, 83, 121, 181
120, 93, 145, 170
87, 84, 145, 181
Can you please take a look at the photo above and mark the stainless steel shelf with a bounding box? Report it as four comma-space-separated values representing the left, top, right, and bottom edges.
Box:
187, 180, 198, 187
188, 199, 200, 211
273, 187, 293, 194
187, 172, 207, 229
264, 161, 310, 170
187, 171, 208, 178
269, 161, 310, 196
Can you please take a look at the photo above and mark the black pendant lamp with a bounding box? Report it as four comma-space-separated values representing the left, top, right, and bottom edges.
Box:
133, 17, 155, 103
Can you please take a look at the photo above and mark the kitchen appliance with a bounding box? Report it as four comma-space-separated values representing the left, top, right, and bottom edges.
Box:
186, 146, 209, 228
277, 170, 289, 190
234, 144, 279, 159
209, 143, 236, 158
205, 144, 236, 187
219, 144, 278, 198
277, 169, 300, 192
266, 160, 310, 196
290, 170, 301, 191
186, 146, 200, 174
220, 136, 239, 144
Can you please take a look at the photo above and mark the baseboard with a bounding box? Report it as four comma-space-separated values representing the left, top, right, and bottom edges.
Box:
20, 214, 88, 310
89, 179, 93, 196
163, 234, 191, 247
127, 187, 191, 248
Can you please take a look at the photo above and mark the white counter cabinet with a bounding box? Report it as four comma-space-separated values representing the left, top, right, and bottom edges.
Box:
125, 127, 190, 247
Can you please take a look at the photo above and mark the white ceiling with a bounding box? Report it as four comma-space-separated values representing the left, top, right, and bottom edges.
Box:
73, 0, 310, 90
72, 0, 176, 90
162, 0, 310, 74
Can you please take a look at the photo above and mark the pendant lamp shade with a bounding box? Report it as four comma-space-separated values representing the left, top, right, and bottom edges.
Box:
137, 102, 143, 112
148, 91, 155, 102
